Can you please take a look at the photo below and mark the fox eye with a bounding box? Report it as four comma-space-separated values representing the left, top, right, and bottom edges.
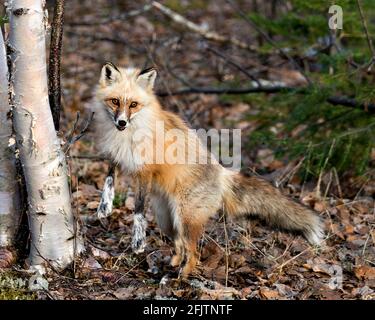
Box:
111, 98, 120, 106
130, 101, 138, 108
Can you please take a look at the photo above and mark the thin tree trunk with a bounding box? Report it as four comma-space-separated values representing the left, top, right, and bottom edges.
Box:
48, 0, 65, 131
8, 0, 82, 269
0, 29, 20, 248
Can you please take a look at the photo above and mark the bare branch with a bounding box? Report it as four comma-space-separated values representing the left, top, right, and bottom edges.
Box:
356, 0, 375, 69
64, 112, 95, 153
157, 86, 375, 114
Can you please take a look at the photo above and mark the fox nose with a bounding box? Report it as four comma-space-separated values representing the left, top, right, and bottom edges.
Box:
116, 119, 127, 131
118, 120, 126, 127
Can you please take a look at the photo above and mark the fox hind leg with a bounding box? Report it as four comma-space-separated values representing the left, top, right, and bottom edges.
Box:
170, 237, 184, 267
151, 194, 185, 267
174, 213, 208, 278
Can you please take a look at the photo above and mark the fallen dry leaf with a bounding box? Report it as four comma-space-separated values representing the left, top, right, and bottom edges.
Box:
82, 257, 102, 270
354, 265, 375, 280
0, 248, 15, 268
87, 201, 100, 210
113, 287, 136, 299
314, 201, 328, 212
229, 254, 246, 268
259, 288, 279, 299
336, 205, 350, 223
90, 245, 111, 260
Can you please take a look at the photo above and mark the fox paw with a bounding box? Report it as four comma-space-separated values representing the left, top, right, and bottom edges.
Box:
131, 213, 147, 254
170, 254, 183, 267
179, 265, 194, 279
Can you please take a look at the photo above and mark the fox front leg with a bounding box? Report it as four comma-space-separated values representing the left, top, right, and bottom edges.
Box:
97, 163, 116, 218
131, 181, 147, 254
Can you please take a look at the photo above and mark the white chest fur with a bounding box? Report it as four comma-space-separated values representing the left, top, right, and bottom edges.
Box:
100, 127, 145, 173
93, 105, 154, 173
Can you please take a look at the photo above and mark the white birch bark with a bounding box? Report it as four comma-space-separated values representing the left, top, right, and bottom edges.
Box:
0, 28, 20, 247
8, 0, 82, 269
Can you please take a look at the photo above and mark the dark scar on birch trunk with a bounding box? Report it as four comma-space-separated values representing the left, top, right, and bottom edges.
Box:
13, 8, 30, 16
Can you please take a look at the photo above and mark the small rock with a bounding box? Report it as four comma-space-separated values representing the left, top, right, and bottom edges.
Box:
90, 246, 111, 260
159, 274, 170, 288
83, 257, 102, 270
29, 274, 49, 291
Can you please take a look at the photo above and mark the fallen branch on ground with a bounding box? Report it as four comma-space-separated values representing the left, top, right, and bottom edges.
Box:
151, 1, 257, 52
157, 86, 375, 114
156, 85, 294, 97
205, 45, 261, 86
326, 96, 375, 114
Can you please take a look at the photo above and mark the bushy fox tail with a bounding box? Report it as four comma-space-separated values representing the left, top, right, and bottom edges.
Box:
222, 170, 324, 245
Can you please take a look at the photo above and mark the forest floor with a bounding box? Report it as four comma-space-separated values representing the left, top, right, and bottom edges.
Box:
43, 159, 375, 300
1, 0, 375, 300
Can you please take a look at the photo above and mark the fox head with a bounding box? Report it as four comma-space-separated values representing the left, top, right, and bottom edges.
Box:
95, 62, 158, 131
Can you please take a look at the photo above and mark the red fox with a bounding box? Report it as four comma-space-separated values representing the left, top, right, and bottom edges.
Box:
92, 62, 324, 278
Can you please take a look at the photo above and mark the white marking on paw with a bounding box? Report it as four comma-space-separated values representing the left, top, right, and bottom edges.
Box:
131, 213, 147, 254
97, 176, 115, 218
306, 217, 325, 246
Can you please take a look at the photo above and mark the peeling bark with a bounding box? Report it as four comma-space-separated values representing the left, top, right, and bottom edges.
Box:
0, 28, 20, 248
8, 0, 82, 269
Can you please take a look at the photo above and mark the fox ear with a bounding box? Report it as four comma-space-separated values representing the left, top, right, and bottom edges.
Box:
137, 67, 157, 90
100, 62, 121, 86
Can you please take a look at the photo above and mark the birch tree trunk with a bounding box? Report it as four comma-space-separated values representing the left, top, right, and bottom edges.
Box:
0, 29, 20, 248
8, 0, 82, 269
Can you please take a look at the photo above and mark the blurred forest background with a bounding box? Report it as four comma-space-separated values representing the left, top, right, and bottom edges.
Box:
58, 0, 375, 184
1, 0, 375, 300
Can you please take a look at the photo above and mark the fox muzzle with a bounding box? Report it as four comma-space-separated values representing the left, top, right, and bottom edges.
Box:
116, 119, 127, 131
